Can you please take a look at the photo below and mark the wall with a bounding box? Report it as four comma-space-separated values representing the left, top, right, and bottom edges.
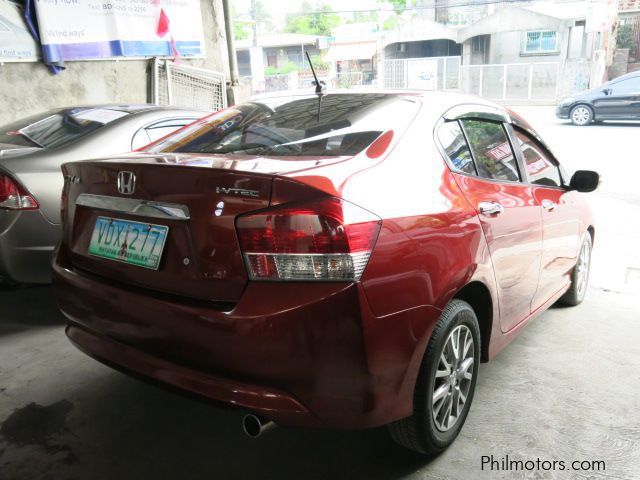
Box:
487, 31, 564, 64
384, 39, 461, 60
263, 45, 320, 70
0, 0, 228, 125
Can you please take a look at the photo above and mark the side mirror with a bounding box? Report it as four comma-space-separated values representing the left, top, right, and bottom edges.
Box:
569, 170, 600, 192
602, 88, 612, 95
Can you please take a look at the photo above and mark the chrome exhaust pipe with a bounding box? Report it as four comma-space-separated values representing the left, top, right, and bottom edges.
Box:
242, 413, 276, 438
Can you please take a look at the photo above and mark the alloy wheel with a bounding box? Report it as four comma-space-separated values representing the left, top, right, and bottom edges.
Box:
571, 106, 591, 125
576, 239, 590, 298
432, 325, 475, 432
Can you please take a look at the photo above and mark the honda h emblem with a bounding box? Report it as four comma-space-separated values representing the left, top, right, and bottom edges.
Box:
117, 171, 136, 195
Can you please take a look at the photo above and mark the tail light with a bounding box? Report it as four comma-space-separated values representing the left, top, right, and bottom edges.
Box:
236, 197, 381, 281
0, 173, 38, 210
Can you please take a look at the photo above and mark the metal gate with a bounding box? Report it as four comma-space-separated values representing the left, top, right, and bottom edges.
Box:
460, 62, 560, 101
152, 59, 227, 111
381, 56, 461, 90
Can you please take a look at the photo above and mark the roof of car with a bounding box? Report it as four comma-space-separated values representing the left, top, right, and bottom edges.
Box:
64, 104, 209, 114
252, 88, 501, 109
610, 71, 640, 83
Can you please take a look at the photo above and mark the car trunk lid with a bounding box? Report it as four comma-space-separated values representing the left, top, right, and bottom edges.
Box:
61, 156, 292, 303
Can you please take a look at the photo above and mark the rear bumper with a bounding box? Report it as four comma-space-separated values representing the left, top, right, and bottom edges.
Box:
65, 323, 313, 426
0, 209, 59, 284
53, 247, 440, 429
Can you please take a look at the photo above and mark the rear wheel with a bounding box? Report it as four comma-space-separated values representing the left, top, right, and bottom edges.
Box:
559, 234, 592, 306
570, 105, 593, 126
388, 299, 480, 454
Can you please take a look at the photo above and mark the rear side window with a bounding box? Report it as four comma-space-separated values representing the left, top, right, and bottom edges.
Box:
514, 129, 562, 187
437, 121, 475, 175
146, 94, 419, 157
460, 120, 520, 182
0, 108, 129, 149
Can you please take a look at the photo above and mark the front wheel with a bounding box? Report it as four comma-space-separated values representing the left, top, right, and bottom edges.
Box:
559, 234, 592, 306
388, 299, 480, 455
570, 105, 593, 126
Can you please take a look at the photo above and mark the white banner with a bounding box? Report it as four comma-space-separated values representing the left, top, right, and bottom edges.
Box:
0, 0, 39, 62
35, 0, 205, 62
407, 58, 439, 90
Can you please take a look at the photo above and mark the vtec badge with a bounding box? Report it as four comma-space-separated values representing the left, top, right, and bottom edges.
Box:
216, 187, 260, 198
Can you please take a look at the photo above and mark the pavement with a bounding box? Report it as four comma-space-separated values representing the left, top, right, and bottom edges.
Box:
1, 108, 639, 480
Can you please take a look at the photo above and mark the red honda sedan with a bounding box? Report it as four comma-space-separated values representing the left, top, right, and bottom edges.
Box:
53, 91, 599, 454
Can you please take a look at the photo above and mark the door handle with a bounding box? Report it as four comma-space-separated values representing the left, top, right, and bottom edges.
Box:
478, 201, 504, 216
541, 199, 556, 211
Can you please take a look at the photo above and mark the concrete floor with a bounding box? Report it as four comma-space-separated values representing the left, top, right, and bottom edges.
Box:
1, 110, 640, 480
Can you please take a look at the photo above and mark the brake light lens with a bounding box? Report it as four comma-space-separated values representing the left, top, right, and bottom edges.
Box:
0, 173, 38, 210
236, 197, 381, 281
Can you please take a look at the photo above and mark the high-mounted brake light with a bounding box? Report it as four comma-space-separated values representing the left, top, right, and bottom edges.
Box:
0, 173, 38, 210
236, 197, 381, 281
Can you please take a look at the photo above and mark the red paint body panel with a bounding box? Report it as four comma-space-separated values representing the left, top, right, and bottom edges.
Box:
53, 91, 595, 430
451, 173, 543, 332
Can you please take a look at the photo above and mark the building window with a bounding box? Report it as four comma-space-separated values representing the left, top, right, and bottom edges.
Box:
472, 36, 483, 54
523, 31, 558, 54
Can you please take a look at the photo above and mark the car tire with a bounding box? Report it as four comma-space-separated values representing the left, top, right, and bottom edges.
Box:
559, 233, 592, 306
388, 299, 480, 455
570, 105, 594, 126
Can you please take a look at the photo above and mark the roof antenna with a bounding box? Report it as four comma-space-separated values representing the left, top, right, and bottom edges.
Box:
306, 51, 326, 95
306, 51, 325, 121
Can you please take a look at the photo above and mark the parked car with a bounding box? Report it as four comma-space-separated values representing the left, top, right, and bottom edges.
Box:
52, 91, 599, 455
0, 105, 208, 285
556, 71, 640, 125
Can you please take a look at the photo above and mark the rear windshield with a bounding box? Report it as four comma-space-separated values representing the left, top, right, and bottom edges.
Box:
146, 93, 419, 157
0, 108, 129, 149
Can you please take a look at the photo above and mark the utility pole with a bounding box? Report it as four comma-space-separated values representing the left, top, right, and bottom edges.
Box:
251, 0, 258, 48
221, 0, 239, 87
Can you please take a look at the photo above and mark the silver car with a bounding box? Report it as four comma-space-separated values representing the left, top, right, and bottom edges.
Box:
0, 104, 208, 285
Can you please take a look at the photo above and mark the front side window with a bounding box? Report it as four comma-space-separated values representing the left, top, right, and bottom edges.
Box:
523, 30, 558, 54
437, 121, 475, 175
146, 94, 419, 158
514, 130, 562, 187
610, 77, 640, 94
460, 120, 520, 182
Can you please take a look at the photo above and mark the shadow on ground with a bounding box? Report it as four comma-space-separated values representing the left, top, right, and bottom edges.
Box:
0, 369, 436, 480
0, 286, 66, 335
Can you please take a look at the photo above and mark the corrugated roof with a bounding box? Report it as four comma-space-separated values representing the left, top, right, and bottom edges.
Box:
324, 42, 377, 62
235, 34, 326, 50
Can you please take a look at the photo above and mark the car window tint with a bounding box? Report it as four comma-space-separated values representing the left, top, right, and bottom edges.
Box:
611, 77, 640, 94
146, 94, 419, 157
0, 108, 129, 149
460, 120, 520, 182
514, 130, 562, 187
437, 121, 475, 175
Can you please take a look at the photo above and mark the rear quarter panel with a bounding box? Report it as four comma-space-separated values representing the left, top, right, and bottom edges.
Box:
339, 108, 500, 416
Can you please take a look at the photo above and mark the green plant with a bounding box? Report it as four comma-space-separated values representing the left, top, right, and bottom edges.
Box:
308, 55, 329, 70
284, 1, 341, 36
264, 62, 300, 76
383, 15, 397, 31
617, 24, 637, 50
